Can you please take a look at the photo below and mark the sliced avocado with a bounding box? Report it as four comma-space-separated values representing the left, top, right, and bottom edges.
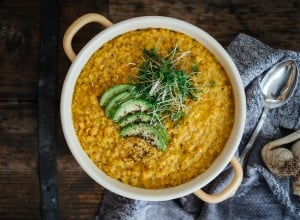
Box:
120, 123, 167, 151
100, 84, 134, 107
118, 112, 154, 127
112, 98, 152, 122
104, 91, 132, 118
118, 112, 170, 145
156, 125, 169, 143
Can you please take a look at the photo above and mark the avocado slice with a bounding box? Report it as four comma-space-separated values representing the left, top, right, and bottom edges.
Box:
104, 91, 132, 118
118, 112, 154, 127
118, 112, 169, 146
156, 125, 169, 144
120, 123, 167, 151
100, 84, 134, 107
112, 98, 152, 122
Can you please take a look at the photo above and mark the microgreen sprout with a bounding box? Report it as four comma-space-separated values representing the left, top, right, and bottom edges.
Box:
131, 47, 201, 124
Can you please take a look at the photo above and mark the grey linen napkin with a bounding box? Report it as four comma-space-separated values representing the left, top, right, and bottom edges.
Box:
96, 33, 300, 220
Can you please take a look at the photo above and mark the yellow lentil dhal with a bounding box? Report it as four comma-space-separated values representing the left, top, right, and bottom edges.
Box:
72, 28, 234, 189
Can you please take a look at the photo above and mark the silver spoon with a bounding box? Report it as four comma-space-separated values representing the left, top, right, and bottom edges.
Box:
239, 60, 298, 170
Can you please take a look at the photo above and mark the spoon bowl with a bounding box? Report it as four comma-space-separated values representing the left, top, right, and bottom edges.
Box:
261, 60, 298, 108
240, 59, 298, 170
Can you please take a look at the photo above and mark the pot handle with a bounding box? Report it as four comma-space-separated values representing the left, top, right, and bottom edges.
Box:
63, 13, 113, 62
194, 156, 243, 203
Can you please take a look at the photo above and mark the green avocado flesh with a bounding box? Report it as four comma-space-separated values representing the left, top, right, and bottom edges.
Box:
104, 91, 132, 118
100, 84, 134, 107
100, 84, 169, 151
112, 98, 152, 122
118, 112, 153, 127
119, 123, 167, 151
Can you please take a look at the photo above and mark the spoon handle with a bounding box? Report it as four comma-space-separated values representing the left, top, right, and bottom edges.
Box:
239, 107, 269, 170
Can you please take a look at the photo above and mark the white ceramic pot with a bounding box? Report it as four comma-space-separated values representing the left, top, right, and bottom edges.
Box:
61, 13, 246, 202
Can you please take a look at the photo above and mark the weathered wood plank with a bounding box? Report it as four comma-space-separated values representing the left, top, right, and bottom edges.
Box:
109, 0, 300, 50
56, 154, 105, 219
57, 1, 109, 218
38, 0, 59, 218
0, 0, 41, 101
0, 102, 40, 219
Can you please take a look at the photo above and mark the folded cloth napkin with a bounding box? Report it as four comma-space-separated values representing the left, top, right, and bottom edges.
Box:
96, 33, 300, 220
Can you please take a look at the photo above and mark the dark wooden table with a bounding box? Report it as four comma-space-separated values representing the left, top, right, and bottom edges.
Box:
1, 0, 300, 219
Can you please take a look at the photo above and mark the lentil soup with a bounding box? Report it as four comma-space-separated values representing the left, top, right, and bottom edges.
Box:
72, 28, 234, 189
